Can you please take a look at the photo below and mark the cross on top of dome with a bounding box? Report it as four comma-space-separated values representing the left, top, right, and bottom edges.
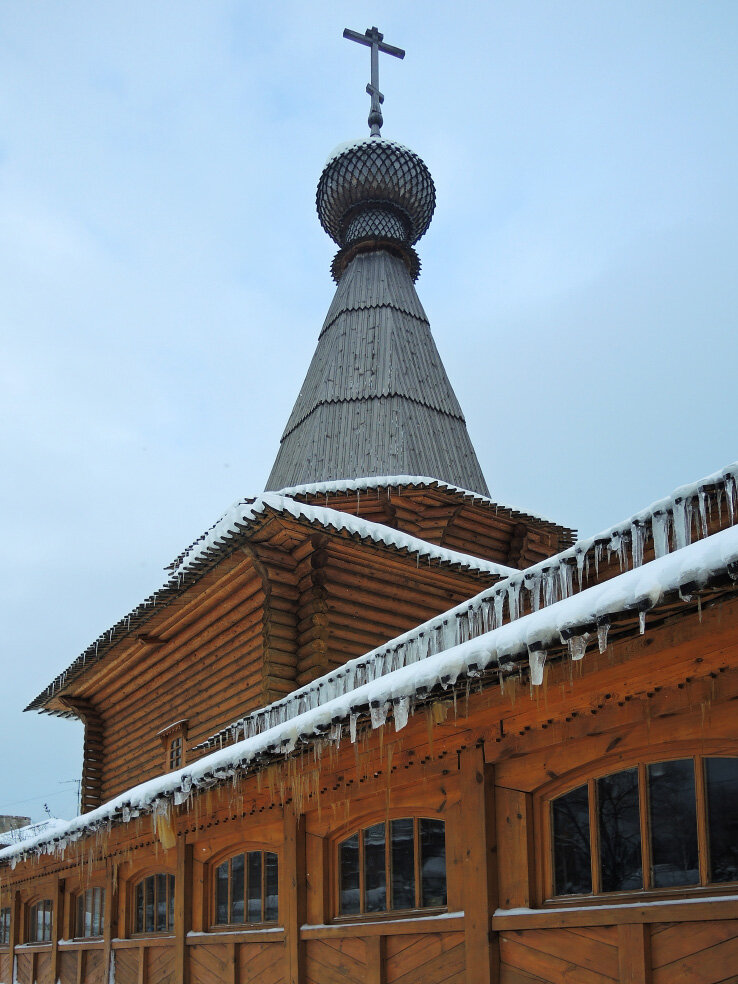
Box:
343, 26, 405, 136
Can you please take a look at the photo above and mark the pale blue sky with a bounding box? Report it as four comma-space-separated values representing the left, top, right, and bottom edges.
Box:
2, 1, 737, 821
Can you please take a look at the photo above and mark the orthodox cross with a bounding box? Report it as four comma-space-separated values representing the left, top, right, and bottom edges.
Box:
343, 26, 405, 136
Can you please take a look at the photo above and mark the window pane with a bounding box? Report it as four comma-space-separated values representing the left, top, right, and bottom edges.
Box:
706, 757, 738, 883
339, 834, 360, 914
598, 768, 642, 892
390, 818, 415, 909
231, 854, 245, 924
420, 819, 447, 908
145, 876, 155, 933
135, 884, 144, 933
155, 874, 167, 932
553, 784, 592, 895
247, 852, 262, 923
84, 890, 92, 936
216, 862, 229, 924
265, 853, 279, 922
649, 760, 699, 887
77, 895, 84, 937
364, 822, 386, 913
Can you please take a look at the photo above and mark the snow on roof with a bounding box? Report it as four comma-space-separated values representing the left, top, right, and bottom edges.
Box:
0, 818, 67, 848
323, 136, 414, 167
5, 523, 738, 868
168, 492, 515, 580
276, 474, 565, 530
28, 493, 510, 715
199, 460, 738, 749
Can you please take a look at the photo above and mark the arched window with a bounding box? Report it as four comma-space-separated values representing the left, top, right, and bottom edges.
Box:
213, 851, 278, 926
338, 818, 446, 916
75, 887, 105, 938
133, 874, 175, 934
550, 755, 738, 897
28, 900, 53, 943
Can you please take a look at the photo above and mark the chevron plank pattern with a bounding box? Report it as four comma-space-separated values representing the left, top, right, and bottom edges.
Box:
0, 953, 11, 983
384, 931, 465, 984
238, 941, 286, 983
82, 948, 104, 983
146, 945, 176, 984
112, 948, 138, 984
306, 937, 366, 984
500, 926, 619, 984
15, 953, 32, 984
36, 952, 52, 984
190, 943, 232, 984
651, 919, 738, 984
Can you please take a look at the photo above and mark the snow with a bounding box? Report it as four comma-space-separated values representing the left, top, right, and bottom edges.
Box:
495, 893, 738, 917
5, 523, 738, 868
169, 492, 515, 580
323, 137, 414, 167
276, 474, 561, 527
202, 462, 738, 750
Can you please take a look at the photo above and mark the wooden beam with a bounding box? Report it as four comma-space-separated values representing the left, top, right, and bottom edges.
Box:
283, 807, 306, 984
618, 923, 651, 983
175, 837, 193, 984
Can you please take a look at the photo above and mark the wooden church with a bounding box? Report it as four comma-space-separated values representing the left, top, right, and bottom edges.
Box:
2, 26, 738, 984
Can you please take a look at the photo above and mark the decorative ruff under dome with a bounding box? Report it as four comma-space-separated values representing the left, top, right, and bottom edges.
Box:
317, 137, 436, 282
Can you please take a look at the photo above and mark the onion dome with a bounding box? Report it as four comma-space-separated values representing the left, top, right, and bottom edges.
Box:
317, 137, 436, 282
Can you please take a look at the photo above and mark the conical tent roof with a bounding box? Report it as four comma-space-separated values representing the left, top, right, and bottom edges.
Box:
265, 250, 489, 495
265, 136, 489, 497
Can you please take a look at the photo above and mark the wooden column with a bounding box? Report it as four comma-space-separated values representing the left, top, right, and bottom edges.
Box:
283, 807, 306, 984
618, 923, 651, 984
103, 863, 118, 984
459, 746, 498, 984
305, 832, 329, 927
175, 836, 193, 984
8, 890, 21, 982
50, 876, 64, 984
366, 935, 385, 984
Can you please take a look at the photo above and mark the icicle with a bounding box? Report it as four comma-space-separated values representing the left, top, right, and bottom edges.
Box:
597, 621, 610, 653
330, 722, 342, 745
543, 569, 557, 607
609, 533, 624, 571
673, 498, 690, 550
698, 490, 709, 538
493, 593, 505, 629
507, 582, 520, 621
559, 562, 573, 600
393, 696, 410, 732
594, 543, 602, 576
370, 701, 388, 729
528, 574, 541, 612
639, 610, 646, 634
481, 599, 492, 633
568, 635, 587, 661
528, 649, 547, 686
630, 522, 644, 568
349, 712, 358, 743
727, 475, 737, 525
652, 511, 670, 558
575, 551, 585, 590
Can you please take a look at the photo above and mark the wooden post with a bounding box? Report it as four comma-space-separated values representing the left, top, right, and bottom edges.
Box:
305, 832, 329, 927
618, 923, 651, 983
366, 935, 385, 984
137, 943, 147, 984
50, 876, 64, 984
283, 807, 306, 984
103, 863, 118, 984
459, 746, 498, 984
8, 890, 21, 984
175, 836, 193, 984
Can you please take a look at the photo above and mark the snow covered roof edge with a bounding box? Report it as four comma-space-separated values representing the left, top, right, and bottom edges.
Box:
5, 523, 738, 868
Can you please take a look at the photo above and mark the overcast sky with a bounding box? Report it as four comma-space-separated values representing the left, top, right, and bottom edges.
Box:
2, 1, 737, 822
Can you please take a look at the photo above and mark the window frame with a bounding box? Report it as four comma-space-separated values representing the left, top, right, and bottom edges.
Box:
210, 847, 280, 929
74, 885, 106, 939
27, 899, 53, 944
541, 750, 738, 904
333, 815, 448, 921
130, 872, 176, 937
0, 906, 10, 947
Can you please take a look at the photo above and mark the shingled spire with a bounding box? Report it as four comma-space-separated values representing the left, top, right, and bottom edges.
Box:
265, 31, 489, 496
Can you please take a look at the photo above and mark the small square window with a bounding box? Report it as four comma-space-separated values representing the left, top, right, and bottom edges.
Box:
169, 737, 183, 770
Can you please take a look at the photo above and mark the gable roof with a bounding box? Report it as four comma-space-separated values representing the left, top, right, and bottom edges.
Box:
26, 492, 512, 716
265, 250, 489, 495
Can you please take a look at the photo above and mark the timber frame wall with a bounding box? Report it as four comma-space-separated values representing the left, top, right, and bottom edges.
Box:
3, 593, 738, 984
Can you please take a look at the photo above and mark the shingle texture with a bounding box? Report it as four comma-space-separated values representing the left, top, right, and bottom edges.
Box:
265, 250, 490, 495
